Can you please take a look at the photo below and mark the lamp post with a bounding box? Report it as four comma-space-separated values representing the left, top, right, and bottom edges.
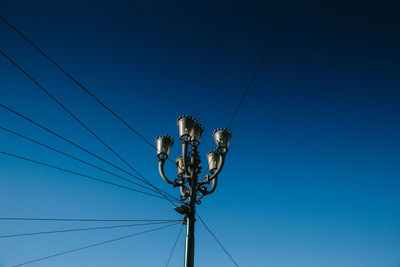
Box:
156, 115, 231, 267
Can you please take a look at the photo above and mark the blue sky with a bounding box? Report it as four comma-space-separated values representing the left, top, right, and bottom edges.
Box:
0, 0, 399, 266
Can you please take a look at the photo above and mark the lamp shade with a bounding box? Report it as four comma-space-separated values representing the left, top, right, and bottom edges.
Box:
212, 128, 232, 154
207, 151, 220, 174
177, 115, 196, 142
155, 135, 174, 159
175, 156, 185, 178
191, 121, 204, 146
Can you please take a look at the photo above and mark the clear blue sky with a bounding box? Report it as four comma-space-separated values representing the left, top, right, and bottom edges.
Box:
0, 0, 399, 266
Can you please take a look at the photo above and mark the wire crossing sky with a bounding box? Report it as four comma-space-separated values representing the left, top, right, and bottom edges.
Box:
0, 217, 180, 222
0, 0, 399, 266
227, 0, 294, 129
0, 124, 177, 198
0, 221, 179, 239
0, 48, 178, 205
0, 14, 184, 172
0, 150, 180, 201
12, 223, 180, 267
165, 224, 184, 266
0, 14, 158, 151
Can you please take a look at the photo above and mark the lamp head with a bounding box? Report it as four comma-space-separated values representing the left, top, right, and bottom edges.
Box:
175, 156, 185, 178
155, 135, 174, 160
207, 151, 220, 174
177, 115, 196, 142
212, 128, 232, 154
191, 120, 204, 146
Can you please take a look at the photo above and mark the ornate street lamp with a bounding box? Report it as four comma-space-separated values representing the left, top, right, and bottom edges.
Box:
156, 115, 231, 267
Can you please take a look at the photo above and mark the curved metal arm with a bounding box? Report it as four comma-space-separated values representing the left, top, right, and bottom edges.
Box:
207, 176, 218, 194
198, 176, 218, 197
177, 181, 189, 201
197, 152, 225, 197
208, 153, 225, 181
180, 184, 188, 196
158, 159, 175, 185
198, 153, 225, 186
159, 159, 188, 194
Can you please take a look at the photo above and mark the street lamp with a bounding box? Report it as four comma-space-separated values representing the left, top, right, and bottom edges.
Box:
156, 115, 231, 267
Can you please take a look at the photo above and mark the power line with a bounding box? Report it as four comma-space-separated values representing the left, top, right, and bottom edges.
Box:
0, 217, 179, 222
12, 222, 179, 267
0, 49, 178, 206
197, 213, 239, 267
0, 221, 179, 239
0, 103, 178, 202
0, 15, 182, 171
202, 7, 296, 259
227, 0, 294, 128
166, 224, 184, 266
0, 125, 173, 198
0, 15, 157, 151
0, 150, 179, 202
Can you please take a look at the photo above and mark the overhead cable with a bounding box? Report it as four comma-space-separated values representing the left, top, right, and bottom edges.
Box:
0, 125, 174, 198
0, 15, 181, 170
0, 14, 156, 150
0, 221, 179, 239
0, 49, 177, 205
197, 213, 239, 267
0, 103, 178, 202
12, 222, 179, 267
166, 224, 184, 266
0, 217, 179, 222
227, 0, 294, 128
0, 150, 180, 202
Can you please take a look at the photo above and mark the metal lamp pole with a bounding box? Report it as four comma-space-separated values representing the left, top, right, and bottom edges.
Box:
156, 115, 231, 267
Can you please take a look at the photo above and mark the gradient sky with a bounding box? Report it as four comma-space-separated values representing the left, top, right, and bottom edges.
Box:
0, 0, 399, 266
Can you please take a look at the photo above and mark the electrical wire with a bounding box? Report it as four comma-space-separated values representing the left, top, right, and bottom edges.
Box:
0, 217, 179, 222
0, 125, 172, 198
199, 0, 295, 199
0, 15, 182, 171
0, 221, 179, 239
1, 3, 295, 264
0, 49, 178, 206
197, 213, 239, 267
227, 0, 294, 128
166, 224, 184, 266
0, 14, 157, 151
0, 103, 179, 202
0, 150, 180, 202
12, 222, 179, 267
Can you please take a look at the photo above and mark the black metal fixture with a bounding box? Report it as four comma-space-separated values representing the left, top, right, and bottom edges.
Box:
156, 115, 231, 267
